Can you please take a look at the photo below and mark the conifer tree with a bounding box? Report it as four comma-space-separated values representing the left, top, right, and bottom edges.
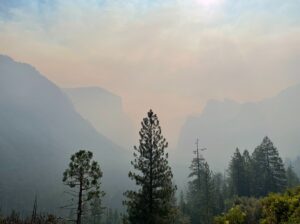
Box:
242, 150, 252, 196
251, 137, 287, 196
123, 109, 176, 224
63, 150, 105, 224
229, 148, 247, 197
228, 149, 253, 197
187, 149, 214, 224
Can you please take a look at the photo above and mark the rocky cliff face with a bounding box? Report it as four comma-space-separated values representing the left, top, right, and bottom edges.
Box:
65, 87, 134, 149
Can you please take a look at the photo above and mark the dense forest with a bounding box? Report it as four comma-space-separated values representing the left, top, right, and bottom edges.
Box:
1, 110, 299, 224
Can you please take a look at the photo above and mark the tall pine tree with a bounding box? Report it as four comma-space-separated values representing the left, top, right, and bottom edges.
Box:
123, 109, 176, 224
228, 148, 254, 197
242, 150, 252, 197
251, 137, 287, 196
63, 150, 105, 224
229, 148, 246, 197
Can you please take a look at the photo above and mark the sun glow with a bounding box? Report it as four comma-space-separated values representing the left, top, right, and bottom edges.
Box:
195, 0, 224, 7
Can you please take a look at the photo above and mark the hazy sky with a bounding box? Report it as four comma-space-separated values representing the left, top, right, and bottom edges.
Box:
1, 0, 300, 146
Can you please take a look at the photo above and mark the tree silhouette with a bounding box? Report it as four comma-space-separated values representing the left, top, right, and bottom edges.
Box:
124, 109, 176, 224
63, 150, 104, 224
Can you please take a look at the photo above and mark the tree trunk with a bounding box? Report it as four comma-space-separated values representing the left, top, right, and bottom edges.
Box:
149, 129, 153, 224
77, 179, 83, 224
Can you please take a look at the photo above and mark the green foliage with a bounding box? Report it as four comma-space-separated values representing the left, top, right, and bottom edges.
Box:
233, 197, 262, 224
63, 150, 104, 224
214, 197, 262, 224
214, 187, 300, 224
123, 110, 176, 224
260, 187, 300, 224
214, 205, 246, 224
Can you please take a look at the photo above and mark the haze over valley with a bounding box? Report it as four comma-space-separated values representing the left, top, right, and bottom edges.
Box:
1, 1, 300, 223
1, 55, 300, 214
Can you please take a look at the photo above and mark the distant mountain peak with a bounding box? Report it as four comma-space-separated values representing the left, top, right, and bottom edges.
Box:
177, 83, 300, 170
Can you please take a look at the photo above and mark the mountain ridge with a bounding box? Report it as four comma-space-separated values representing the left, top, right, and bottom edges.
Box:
177, 83, 300, 171
0, 55, 130, 214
